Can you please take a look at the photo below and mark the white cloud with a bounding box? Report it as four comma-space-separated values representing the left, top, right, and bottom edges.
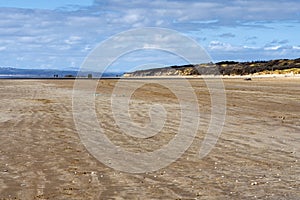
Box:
123, 13, 141, 24
264, 45, 282, 51
208, 41, 242, 51
292, 46, 300, 50
64, 36, 82, 45
81, 45, 92, 52
17, 36, 36, 43
95, 0, 300, 27
243, 46, 260, 50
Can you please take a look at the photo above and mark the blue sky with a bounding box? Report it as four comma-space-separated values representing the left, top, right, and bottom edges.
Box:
0, 0, 94, 10
0, 0, 300, 71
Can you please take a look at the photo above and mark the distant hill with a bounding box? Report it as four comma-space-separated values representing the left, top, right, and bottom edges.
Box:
0, 67, 122, 78
124, 58, 300, 77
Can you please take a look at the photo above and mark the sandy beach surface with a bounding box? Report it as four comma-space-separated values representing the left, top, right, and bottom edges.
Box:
0, 77, 299, 199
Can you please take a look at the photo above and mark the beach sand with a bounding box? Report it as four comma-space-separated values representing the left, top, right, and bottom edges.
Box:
0, 77, 299, 199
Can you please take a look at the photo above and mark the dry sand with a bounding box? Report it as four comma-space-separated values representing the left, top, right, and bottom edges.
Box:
0, 77, 299, 199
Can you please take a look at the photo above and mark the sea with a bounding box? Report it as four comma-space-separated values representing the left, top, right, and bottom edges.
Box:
0, 73, 123, 79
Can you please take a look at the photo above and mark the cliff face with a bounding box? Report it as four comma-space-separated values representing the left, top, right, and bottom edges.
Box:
124, 58, 300, 77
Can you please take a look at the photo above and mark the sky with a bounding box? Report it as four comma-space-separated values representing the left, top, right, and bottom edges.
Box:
0, 0, 300, 72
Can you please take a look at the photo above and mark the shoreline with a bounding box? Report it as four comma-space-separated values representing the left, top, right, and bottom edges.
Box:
0, 73, 299, 80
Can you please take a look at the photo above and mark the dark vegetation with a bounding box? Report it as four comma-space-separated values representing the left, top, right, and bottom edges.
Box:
217, 58, 300, 75
125, 58, 300, 76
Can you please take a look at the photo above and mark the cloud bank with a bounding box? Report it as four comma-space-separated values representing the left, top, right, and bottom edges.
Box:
0, 0, 299, 70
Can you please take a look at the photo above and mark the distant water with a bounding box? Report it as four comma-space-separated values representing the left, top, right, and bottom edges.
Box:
0, 75, 39, 79
0, 67, 124, 79
0, 75, 15, 78
0, 73, 123, 79
0, 74, 57, 79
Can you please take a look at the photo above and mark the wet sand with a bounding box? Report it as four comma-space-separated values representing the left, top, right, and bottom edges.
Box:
0, 78, 299, 199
